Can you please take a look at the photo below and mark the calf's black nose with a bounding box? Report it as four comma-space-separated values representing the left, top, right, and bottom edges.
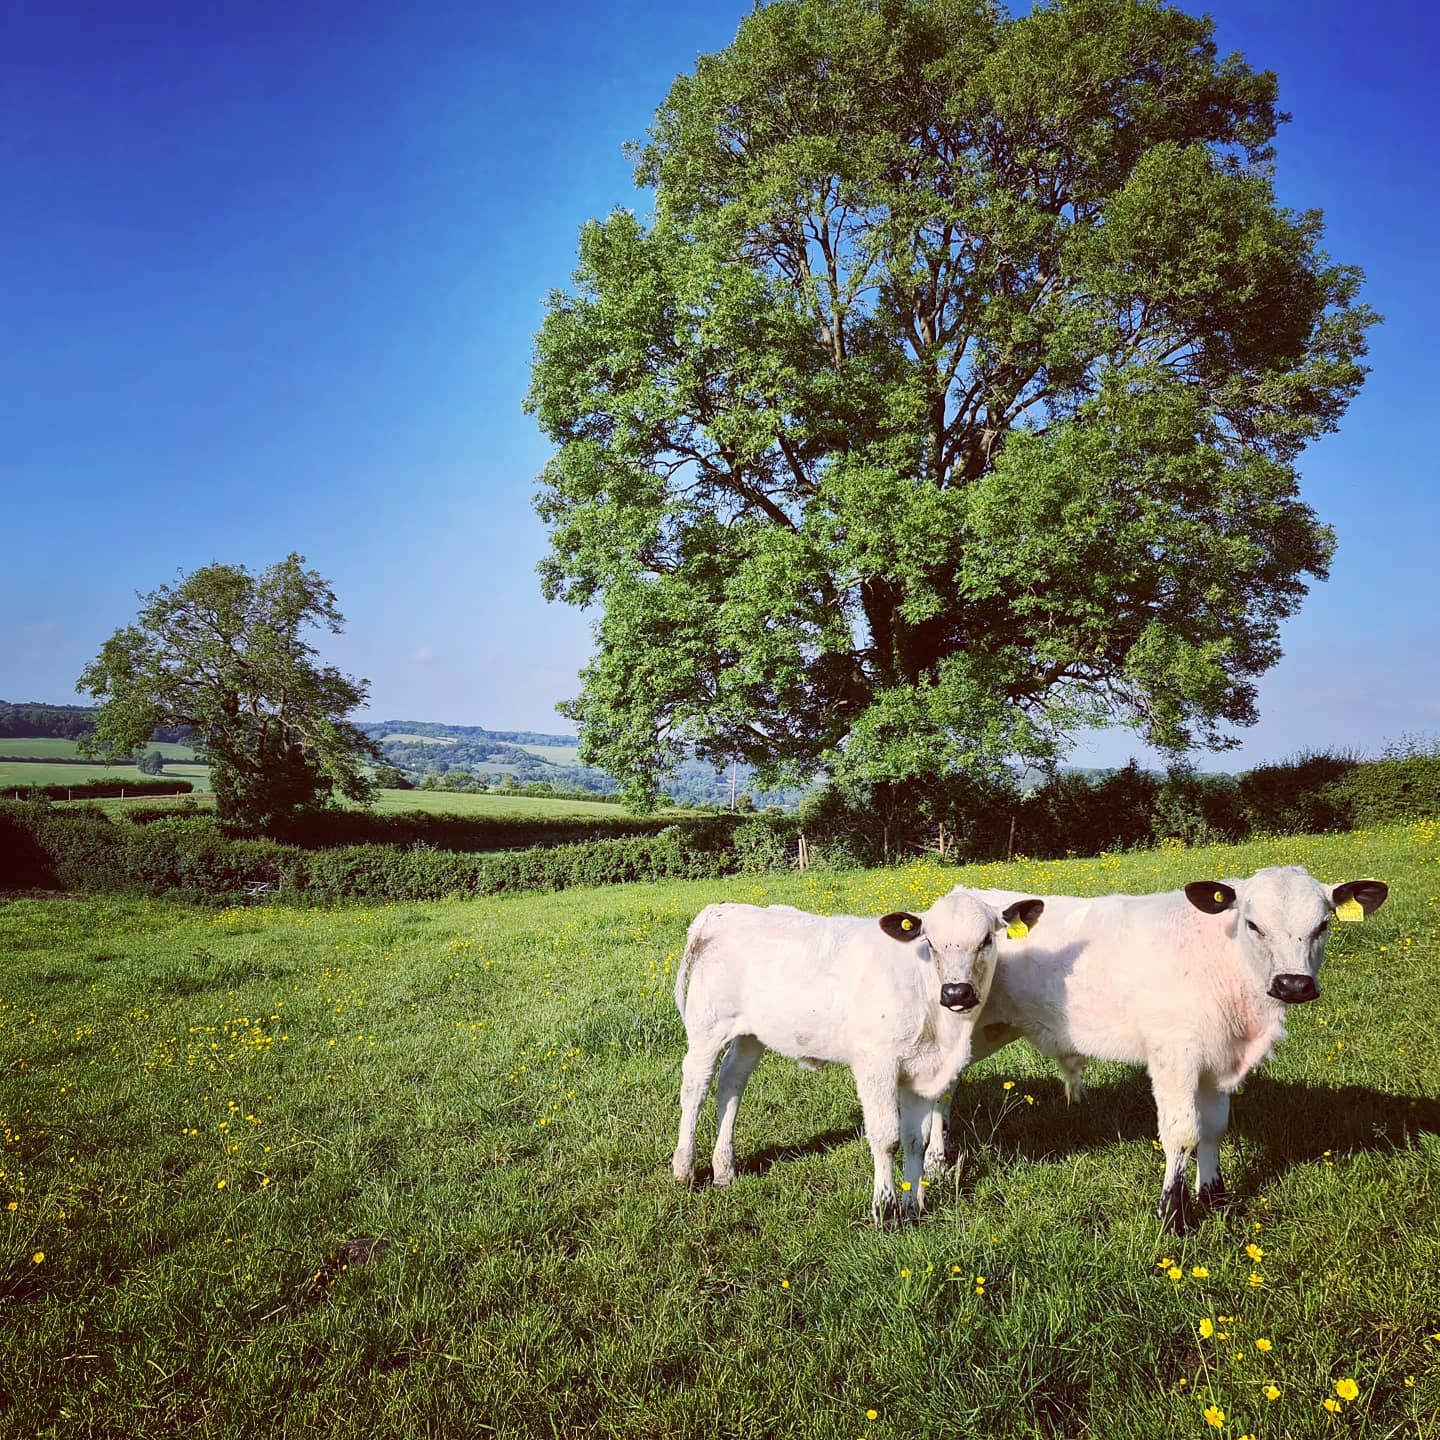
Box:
1268, 972, 1319, 1004
940, 982, 979, 1012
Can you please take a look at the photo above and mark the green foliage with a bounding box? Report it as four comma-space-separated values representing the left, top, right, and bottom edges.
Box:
0, 776, 194, 802
78, 554, 379, 835
136, 749, 166, 776
529, 0, 1376, 804
0, 802, 757, 904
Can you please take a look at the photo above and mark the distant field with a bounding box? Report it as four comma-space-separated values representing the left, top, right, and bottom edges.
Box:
514, 742, 582, 763
1, 761, 173, 793
49, 787, 627, 820
369, 787, 636, 819
0, 737, 196, 760
378, 733, 457, 746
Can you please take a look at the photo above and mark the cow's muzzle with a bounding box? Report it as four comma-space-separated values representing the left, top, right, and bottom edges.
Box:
940, 982, 980, 1012
1268, 973, 1319, 1004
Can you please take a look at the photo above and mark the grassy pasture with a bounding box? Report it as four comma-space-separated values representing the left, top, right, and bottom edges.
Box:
1, 823, 1436, 1439
367, 787, 637, 819
513, 742, 582, 764
0, 739, 197, 761
0, 761, 208, 794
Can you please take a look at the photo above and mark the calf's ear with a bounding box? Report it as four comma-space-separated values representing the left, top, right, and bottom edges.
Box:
1185, 882, 1236, 914
998, 898, 1044, 938
1330, 879, 1388, 920
879, 912, 925, 943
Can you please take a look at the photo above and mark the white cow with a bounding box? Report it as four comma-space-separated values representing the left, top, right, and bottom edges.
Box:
671, 890, 1044, 1224
927, 867, 1388, 1231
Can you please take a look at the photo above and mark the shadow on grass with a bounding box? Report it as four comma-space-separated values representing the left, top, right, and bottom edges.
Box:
944, 1071, 1439, 1194
737, 1120, 864, 1179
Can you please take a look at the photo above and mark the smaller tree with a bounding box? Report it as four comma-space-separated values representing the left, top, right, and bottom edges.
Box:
136, 749, 166, 776
373, 765, 409, 790
79, 555, 379, 833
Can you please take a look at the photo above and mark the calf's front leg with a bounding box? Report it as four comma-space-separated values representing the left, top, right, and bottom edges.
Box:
922, 1099, 948, 1176
854, 1063, 903, 1226
898, 1087, 933, 1217
1150, 1052, 1202, 1234
1196, 1078, 1231, 1209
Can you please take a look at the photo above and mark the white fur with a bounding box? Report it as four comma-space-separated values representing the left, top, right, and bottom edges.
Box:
925, 865, 1383, 1230
671, 890, 1036, 1224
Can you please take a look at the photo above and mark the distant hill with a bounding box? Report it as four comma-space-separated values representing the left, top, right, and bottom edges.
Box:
0, 699, 806, 809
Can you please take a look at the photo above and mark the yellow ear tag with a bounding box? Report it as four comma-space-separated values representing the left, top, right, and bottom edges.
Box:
1334, 898, 1364, 923
1005, 919, 1029, 941
901, 918, 914, 931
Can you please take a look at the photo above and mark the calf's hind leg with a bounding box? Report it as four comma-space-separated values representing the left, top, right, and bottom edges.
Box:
672, 1031, 731, 1184
711, 1035, 765, 1187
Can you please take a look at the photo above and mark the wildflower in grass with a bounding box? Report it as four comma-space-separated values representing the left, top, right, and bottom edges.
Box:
1168, 1266, 1184, 1281
1157, 1257, 1175, 1269
1199, 1319, 1215, 1339
866, 1410, 878, 1421
1335, 1379, 1358, 1402
1178, 1378, 1188, 1388
1003, 1081, 1015, 1090
900, 1181, 912, 1192
1264, 1385, 1280, 1401
1256, 1338, 1272, 1352
1191, 1266, 1210, 1278
1248, 1271, 1265, 1286
1324, 1398, 1341, 1413
951, 1265, 962, 1275
1246, 1243, 1264, 1262
1024, 1094, 1035, 1104
781, 1280, 790, 1290
1203, 1404, 1225, 1428
899, 1268, 911, 1279
1404, 1376, 1415, 1387
216, 1179, 227, 1190
31, 1251, 43, 1264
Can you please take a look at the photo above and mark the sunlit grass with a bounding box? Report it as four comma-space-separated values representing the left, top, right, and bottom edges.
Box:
1, 822, 1436, 1438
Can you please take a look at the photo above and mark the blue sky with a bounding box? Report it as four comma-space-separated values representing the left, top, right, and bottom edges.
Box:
1, 0, 1436, 769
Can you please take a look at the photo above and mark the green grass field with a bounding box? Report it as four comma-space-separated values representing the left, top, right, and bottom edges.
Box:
0, 738, 197, 761
2, 761, 213, 797
1, 823, 1436, 1438
514, 742, 582, 764
367, 787, 638, 819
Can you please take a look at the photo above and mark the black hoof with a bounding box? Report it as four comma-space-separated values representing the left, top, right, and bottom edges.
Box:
1198, 1173, 1228, 1209
1158, 1177, 1198, 1235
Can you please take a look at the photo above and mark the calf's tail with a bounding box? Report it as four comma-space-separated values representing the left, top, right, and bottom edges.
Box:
674, 906, 717, 1018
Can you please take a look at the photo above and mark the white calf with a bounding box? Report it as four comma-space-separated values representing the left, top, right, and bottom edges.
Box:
671, 890, 1044, 1224
937, 867, 1387, 1231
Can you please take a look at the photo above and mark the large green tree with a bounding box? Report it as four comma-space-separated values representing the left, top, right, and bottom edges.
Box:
528, 0, 1375, 807
79, 555, 379, 832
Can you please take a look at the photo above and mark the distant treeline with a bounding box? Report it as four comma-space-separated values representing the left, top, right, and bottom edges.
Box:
0, 699, 194, 745
5, 742, 1435, 905
802, 742, 1440, 865
0, 802, 750, 903
360, 719, 579, 747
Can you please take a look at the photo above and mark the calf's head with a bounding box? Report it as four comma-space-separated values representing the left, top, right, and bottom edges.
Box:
879, 891, 1044, 1013
1184, 867, 1389, 1004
